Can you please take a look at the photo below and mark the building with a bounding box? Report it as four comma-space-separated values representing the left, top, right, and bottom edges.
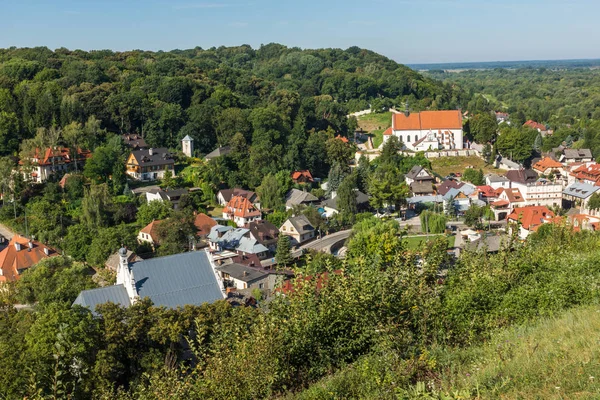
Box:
138, 220, 163, 247
0, 236, 57, 282
562, 149, 593, 164
21, 147, 91, 183
532, 157, 564, 178
126, 148, 175, 181
511, 179, 563, 207
217, 188, 260, 209
523, 120, 547, 133
321, 190, 370, 217
194, 213, 218, 238
222, 195, 262, 227
182, 135, 194, 157
122, 134, 148, 150
291, 170, 314, 184
410, 181, 435, 197
145, 188, 188, 210
205, 146, 231, 161
105, 249, 142, 271
495, 112, 510, 124
570, 163, 600, 186
506, 169, 538, 185
405, 165, 435, 186
562, 182, 600, 214
568, 214, 600, 232
437, 179, 465, 196
476, 185, 499, 204
280, 215, 315, 245
207, 226, 269, 259
73, 249, 226, 314
285, 189, 319, 209
507, 206, 555, 239
383, 110, 463, 150
246, 220, 279, 252
216, 263, 269, 290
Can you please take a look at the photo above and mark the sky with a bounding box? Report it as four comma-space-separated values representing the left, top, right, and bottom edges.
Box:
1, 0, 599, 64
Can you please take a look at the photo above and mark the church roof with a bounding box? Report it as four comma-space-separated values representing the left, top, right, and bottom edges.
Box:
393, 110, 462, 131
182, 135, 193, 141
72, 285, 131, 315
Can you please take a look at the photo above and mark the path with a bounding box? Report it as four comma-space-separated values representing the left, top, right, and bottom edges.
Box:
0, 222, 15, 240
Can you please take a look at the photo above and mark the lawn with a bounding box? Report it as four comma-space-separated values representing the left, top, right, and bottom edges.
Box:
430, 155, 504, 178
402, 234, 455, 249
207, 206, 224, 218
371, 129, 384, 149
356, 111, 391, 133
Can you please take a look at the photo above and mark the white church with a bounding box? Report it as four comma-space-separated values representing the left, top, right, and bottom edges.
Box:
383, 109, 464, 151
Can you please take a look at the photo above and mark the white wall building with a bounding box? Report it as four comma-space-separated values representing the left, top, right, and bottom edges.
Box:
511, 179, 563, 207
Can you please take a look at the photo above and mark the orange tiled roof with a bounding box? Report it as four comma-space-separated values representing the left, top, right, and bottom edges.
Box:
571, 163, 600, 185
0, 236, 57, 282
383, 127, 393, 136
194, 213, 217, 237
291, 170, 314, 182
335, 135, 349, 143
533, 157, 563, 172
140, 220, 163, 241
507, 206, 554, 230
20, 147, 91, 166
524, 120, 546, 131
224, 196, 261, 219
477, 185, 497, 198
393, 110, 462, 131
500, 188, 525, 203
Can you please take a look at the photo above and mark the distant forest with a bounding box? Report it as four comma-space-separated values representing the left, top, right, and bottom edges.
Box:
410, 58, 600, 71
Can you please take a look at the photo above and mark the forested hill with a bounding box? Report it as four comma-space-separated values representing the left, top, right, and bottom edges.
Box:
0, 44, 465, 160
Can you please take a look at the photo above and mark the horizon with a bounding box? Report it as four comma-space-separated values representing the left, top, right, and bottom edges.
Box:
2, 0, 599, 64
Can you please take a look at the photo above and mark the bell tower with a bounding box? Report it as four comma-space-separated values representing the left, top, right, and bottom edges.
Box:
182, 135, 194, 157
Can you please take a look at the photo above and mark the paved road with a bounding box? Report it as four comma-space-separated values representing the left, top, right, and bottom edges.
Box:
0, 222, 15, 240
300, 229, 352, 253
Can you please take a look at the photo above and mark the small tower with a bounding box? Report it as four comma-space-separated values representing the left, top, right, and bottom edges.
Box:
116, 247, 137, 302
182, 135, 194, 157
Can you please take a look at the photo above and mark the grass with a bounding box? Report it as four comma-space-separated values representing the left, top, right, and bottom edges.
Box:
403, 234, 456, 249
357, 112, 392, 133
371, 129, 384, 149
206, 206, 224, 218
430, 155, 504, 178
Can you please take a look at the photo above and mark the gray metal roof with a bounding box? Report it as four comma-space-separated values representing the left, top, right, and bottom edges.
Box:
130, 147, 175, 167
73, 284, 131, 314
564, 148, 592, 159
563, 182, 600, 199
207, 225, 233, 242
236, 236, 268, 254
131, 251, 225, 308
285, 189, 319, 207
205, 146, 231, 160
216, 263, 268, 283
407, 195, 444, 204
322, 190, 370, 210
182, 135, 194, 142
485, 174, 509, 183
287, 215, 315, 235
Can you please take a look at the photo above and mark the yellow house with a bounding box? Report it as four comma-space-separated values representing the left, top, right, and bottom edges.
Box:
126, 147, 175, 181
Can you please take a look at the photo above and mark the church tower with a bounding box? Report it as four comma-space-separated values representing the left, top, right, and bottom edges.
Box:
117, 247, 137, 302
182, 135, 194, 157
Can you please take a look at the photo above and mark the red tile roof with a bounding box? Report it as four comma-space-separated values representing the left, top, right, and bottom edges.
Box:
20, 147, 91, 166
533, 157, 563, 172
194, 213, 217, 237
507, 206, 554, 230
291, 170, 314, 182
500, 188, 525, 203
571, 163, 600, 185
335, 135, 349, 143
393, 110, 462, 131
0, 236, 57, 282
383, 127, 393, 136
477, 185, 497, 198
224, 196, 261, 218
524, 120, 547, 131
140, 220, 163, 242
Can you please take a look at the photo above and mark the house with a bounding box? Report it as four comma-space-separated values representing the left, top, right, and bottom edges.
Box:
73, 249, 226, 314
0, 236, 57, 282
507, 206, 555, 239
280, 215, 315, 245
532, 157, 564, 178
285, 189, 319, 209
223, 195, 262, 227
497, 156, 521, 171
21, 147, 91, 183
523, 120, 547, 133
207, 226, 269, 259
562, 149, 593, 164
145, 188, 188, 210
246, 220, 279, 252
443, 186, 480, 215
194, 213, 218, 238
497, 187, 526, 209
383, 110, 463, 150
562, 182, 600, 214
405, 165, 435, 185
122, 134, 148, 150
182, 135, 194, 157
495, 112, 510, 124
216, 263, 269, 290
138, 220, 163, 247
505, 169, 539, 185
291, 170, 314, 184
321, 190, 370, 217
410, 181, 435, 196
217, 188, 259, 209
105, 249, 142, 271
568, 213, 600, 232
570, 163, 600, 186
205, 146, 231, 161
511, 178, 563, 207
437, 179, 464, 196
476, 185, 498, 204
126, 148, 175, 181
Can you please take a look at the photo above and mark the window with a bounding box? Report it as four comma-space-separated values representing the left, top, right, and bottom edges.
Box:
407, 135, 411, 142
259, 283, 264, 289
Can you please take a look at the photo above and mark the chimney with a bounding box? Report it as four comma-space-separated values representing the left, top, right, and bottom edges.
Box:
148, 148, 153, 156
43, 247, 49, 256
28, 241, 33, 249
243, 271, 248, 277
14, 242, 21, 251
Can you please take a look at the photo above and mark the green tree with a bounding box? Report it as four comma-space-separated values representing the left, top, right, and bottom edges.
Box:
257, 173, 283, 210
275, 234, 292, 266
337, 175, 358, 216
137, 200, 172, 226
81, 183, 113, 229
470, 112, 498, 143
462, 168, 485, 185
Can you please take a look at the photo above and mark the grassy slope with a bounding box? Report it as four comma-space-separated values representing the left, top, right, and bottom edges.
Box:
290, 305, 600, 399
357, 112, 392, 149
430, 156, 505, 178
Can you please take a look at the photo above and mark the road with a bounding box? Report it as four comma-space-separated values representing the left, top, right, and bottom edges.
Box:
300, 229, 352, 253
0, 222, 15, 240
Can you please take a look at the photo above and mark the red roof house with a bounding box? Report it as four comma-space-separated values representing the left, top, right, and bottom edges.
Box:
0, 236, 57, 282
291, 170, 314, 183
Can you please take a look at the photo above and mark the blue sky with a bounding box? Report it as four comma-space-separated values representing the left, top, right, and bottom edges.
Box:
1, 0, 599, 64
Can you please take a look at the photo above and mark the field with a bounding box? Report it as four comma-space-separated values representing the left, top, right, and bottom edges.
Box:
430, 155, 505, 177
403, 234, 455, 249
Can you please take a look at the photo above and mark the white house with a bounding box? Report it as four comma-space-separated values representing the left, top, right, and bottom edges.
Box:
511, 179, 563, 207
383, 110, 464, 151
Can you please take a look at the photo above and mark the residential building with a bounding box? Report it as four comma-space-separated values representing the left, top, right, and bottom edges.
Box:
383, 110, 464, 150
562, 182, 600, 214
443, 183, 481, 215
405, 165, 435, 186
523, 120, 547, 133
410, 181, 435, 196
570, 163, 600, 186
223, 195, 262, 227
217, 188, 260, 209
280, 215, 315, 245
126, 148, 175, 181
437, 179, 464, 196
291, 170, 314, 184
561, 149, 593, 164
145, 188, 188, 210
495, 112, 510, 124
216, 263, 269, 290
73, 249, 225, 314
532, 157, 564, 178
182, 135, 194, 157
205, 146, 231, 161
568, 214, 600, 232
194, 213, 218, 239
321, 190, 370, 217
510, 179, 563, 207
285, 189, 319, 209
246, 220, 279, 252
207, 226, 269, 259
507, 206, 555, 239
0, 236, 57, 282
138, 220, 163, 247
122, 134, 148, 150
491, 188, 527, 220
476, 185, 498, 204
21, 147, 91, 183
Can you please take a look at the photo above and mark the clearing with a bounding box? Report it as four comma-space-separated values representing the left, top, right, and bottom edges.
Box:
357, 112, 391, 149
430, 155, 505, 177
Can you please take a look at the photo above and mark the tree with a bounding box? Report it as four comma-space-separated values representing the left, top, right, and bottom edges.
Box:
257, 173, 283, 210
325, 136, 354, 166
379, 135, 403, 167
588, 192, 600, 211
462, 168, 485, 185
83, 145, 120, 183
337, 175, 358, 216
275, 235, 292, 266
326, 162, 346, 197
137, 200, 172, 226
81, 184, 113, 229
533, 133, 543, 153
470, 112, 498, 144
62, 121, 84, 171
155, 212, 197, 256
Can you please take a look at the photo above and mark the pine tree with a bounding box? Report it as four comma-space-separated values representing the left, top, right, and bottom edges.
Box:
275, 235, 292, 267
